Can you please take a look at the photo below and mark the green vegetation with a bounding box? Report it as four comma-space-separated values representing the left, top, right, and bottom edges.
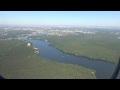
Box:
0, 30, 31, 39
0, 39, 96, 79
29, 33, 120, 63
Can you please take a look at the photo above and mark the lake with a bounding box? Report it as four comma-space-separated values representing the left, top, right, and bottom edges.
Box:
20, 36, 120, 79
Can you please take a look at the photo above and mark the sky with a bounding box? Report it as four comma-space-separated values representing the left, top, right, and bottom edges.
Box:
0, 11, 120, 26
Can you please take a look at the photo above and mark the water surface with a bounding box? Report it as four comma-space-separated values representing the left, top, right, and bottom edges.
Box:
21, 36, 120, 79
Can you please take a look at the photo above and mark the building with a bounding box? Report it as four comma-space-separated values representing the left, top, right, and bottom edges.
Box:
27, 43, 31, 47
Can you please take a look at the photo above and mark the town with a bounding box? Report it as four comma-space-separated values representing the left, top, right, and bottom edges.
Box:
1, 25, 120, 41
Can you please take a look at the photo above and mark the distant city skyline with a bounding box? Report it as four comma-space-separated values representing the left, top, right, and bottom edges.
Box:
0, 11, 120, 26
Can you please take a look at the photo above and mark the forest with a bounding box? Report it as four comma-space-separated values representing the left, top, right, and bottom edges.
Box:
29, 32, 120, 63
0, 34, 96, 79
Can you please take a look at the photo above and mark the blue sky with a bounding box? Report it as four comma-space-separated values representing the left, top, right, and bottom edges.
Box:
0, 11, 120, 26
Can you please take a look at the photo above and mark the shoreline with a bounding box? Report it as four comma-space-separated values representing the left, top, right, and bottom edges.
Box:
30, 38, 117, 64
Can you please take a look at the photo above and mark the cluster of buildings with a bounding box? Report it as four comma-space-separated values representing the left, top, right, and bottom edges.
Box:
114, 32, 120, 35
46, 30, 96, 36
1, 26, 120, 38
1, 26, 96, 37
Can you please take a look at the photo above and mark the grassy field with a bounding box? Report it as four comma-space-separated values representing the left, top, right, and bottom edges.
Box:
0, 39, 96, 79
29, 33, 120, 63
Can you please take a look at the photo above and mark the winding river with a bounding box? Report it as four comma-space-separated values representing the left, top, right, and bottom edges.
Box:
20, 36, 120, 79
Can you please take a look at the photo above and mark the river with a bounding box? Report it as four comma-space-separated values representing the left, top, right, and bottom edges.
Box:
20, 36, 120, 79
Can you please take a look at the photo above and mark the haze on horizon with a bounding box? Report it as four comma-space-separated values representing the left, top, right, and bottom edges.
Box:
0, 11, 120, 27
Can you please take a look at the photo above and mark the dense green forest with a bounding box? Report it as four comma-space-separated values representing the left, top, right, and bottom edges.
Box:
1, 29, 120, 79
29, 33, 120, 63
0, 39, 96, 79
